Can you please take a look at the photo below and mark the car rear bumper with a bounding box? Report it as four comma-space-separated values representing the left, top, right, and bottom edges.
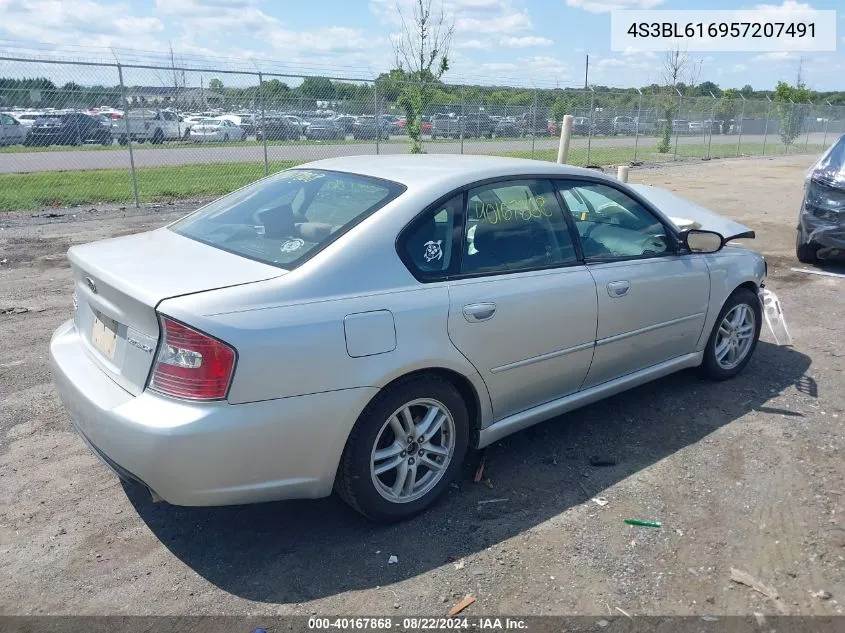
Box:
50, 319, 377, 506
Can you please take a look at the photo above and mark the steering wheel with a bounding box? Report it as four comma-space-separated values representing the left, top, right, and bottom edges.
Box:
595, 201, 638, 223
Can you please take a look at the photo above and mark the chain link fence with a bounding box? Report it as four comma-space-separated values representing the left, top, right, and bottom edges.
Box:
1, 55, 843, 211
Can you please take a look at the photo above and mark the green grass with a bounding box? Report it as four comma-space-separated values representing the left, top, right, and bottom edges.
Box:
0, 160, 299, 212
0, 140, 828, 212
0, 137, 411, 154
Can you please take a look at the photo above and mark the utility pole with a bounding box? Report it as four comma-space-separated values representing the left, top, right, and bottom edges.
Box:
796, 56, 803, 85
584, 54, 589, 90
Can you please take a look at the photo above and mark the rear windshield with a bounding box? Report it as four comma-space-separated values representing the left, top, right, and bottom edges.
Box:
170, 169, 405, 268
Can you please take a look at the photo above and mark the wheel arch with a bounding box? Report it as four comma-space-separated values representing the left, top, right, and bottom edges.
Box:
374, 367, 486, 443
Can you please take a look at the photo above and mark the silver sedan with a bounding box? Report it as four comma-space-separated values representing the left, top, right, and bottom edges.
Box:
50, 155, 771, 521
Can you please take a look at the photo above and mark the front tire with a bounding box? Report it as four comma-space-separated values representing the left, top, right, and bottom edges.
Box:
700, 287, 762, 381
795, 231, 818, 264
335, 375, 469, 522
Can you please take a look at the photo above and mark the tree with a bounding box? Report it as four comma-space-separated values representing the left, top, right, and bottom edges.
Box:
695, 81, 721, 98
208, 78, 224, 92
391, 0, 454, 153
656, 45, 690, 153
774, 80, 811, 146
714, 88, 740, 134
299, 76, 335, 101
740, 84, 753, 98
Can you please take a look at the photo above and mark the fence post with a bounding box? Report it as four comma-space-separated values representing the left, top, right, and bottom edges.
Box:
633, 88, 642, 162
460, 86, 465, 155
804, 99, 813, 152
786, 100, 794, 154
762, 95, 772, 156
557, 115, 573, 164
586, 87, 595, 165
707, 92, 717, 159
822, 102, 832, 147
258, 71, 269, 176
531, 89, 537, 159
117, 63, 139, 209
374, 82, 380, 156
736, 94, 746, 157
673, 89, 682, 161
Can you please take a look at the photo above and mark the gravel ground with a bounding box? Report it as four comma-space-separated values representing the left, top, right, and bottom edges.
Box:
1, 154, 843, 617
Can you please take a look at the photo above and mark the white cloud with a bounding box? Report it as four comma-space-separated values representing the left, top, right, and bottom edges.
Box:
480, 62, 519, 71
455, 39, 492, 50
754, 0, 813, 10
566, 0, 665, 13
499, 35, 553, 48
455, 11, 533, 33
752, 51, 801, 62
730, 63, 749, 73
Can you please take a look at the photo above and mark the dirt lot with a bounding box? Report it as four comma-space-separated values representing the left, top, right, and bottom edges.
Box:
1, 155, 843, 617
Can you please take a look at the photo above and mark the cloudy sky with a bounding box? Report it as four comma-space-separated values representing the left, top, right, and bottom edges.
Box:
0, 0, 842, 90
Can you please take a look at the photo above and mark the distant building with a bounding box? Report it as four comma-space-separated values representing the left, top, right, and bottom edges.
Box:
125, 87, 222, 108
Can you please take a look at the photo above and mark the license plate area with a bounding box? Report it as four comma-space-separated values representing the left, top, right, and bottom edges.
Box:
91, 311, 119, 359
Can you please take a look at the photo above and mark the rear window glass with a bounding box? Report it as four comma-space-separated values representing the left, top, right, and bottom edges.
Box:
169, 169, 405, 268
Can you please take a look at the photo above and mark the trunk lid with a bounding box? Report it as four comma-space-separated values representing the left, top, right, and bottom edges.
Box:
69, 228, 286, 395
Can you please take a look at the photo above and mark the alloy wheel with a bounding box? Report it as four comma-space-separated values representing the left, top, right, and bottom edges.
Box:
370, 398, 456, 503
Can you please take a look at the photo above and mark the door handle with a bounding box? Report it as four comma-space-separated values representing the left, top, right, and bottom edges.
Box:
463, 302, 497, 323
607, 281, 630, 298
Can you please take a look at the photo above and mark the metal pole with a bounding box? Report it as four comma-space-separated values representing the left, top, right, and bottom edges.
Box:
117, 64, 139, 209
258, 71, 269, 176
786, 100, 794, 154
374, 82, 380, 155
736, 94, 746, 157
530, 90, 537, 159
460, 86, 465, 155
707, 92, 717, 159
586, 88, 595, 165
633, 89, 642, 162
762, 95, 772, 156
822, 102, 832, 147
804, 99, 813, 151
673, 88, 682, 161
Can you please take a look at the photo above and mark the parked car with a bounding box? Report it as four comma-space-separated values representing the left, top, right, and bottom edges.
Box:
492, 117, 520, 138
281, 115, 308, 133
430, 113, 460, 139
0, 112, 29, 146
26, 113, 111, 146
672, 120, 690, 134
304, 119, 345, 140
11, 111, 43, 127
460, 113, 494, 139
796, 133, 845, 264
114, 109, 182, 145
217, 114, 256, 137
256, 116, 300, 141
50, 155, 775, 521
572, 116, 593, 135
612, 116, 637, 135
188, 118, 245, 142
333, 115, 358, 133
351, 116, 390, 140
519, 111, 551, 136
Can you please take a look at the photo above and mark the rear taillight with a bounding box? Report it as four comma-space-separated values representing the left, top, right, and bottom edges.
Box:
149, 316, 236, 401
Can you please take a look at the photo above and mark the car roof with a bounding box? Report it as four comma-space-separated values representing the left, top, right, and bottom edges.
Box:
300, 155, 613, 191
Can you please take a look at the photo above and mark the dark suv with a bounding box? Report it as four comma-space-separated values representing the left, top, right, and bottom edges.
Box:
460, 113, 494, 138
26, 113, 112, 146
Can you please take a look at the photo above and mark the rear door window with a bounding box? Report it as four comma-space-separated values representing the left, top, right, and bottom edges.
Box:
170, 169, 405, 268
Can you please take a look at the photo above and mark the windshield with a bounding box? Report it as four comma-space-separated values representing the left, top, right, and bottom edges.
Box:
170, 169, 405, 268
811, 134, 845, 189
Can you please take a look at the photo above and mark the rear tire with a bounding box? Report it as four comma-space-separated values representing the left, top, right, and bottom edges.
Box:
699, 287, 762, 381
795, 231, 818, 264
335, 374, 469, 522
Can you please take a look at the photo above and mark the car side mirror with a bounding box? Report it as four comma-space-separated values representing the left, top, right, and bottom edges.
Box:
681, 229, 724, 254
